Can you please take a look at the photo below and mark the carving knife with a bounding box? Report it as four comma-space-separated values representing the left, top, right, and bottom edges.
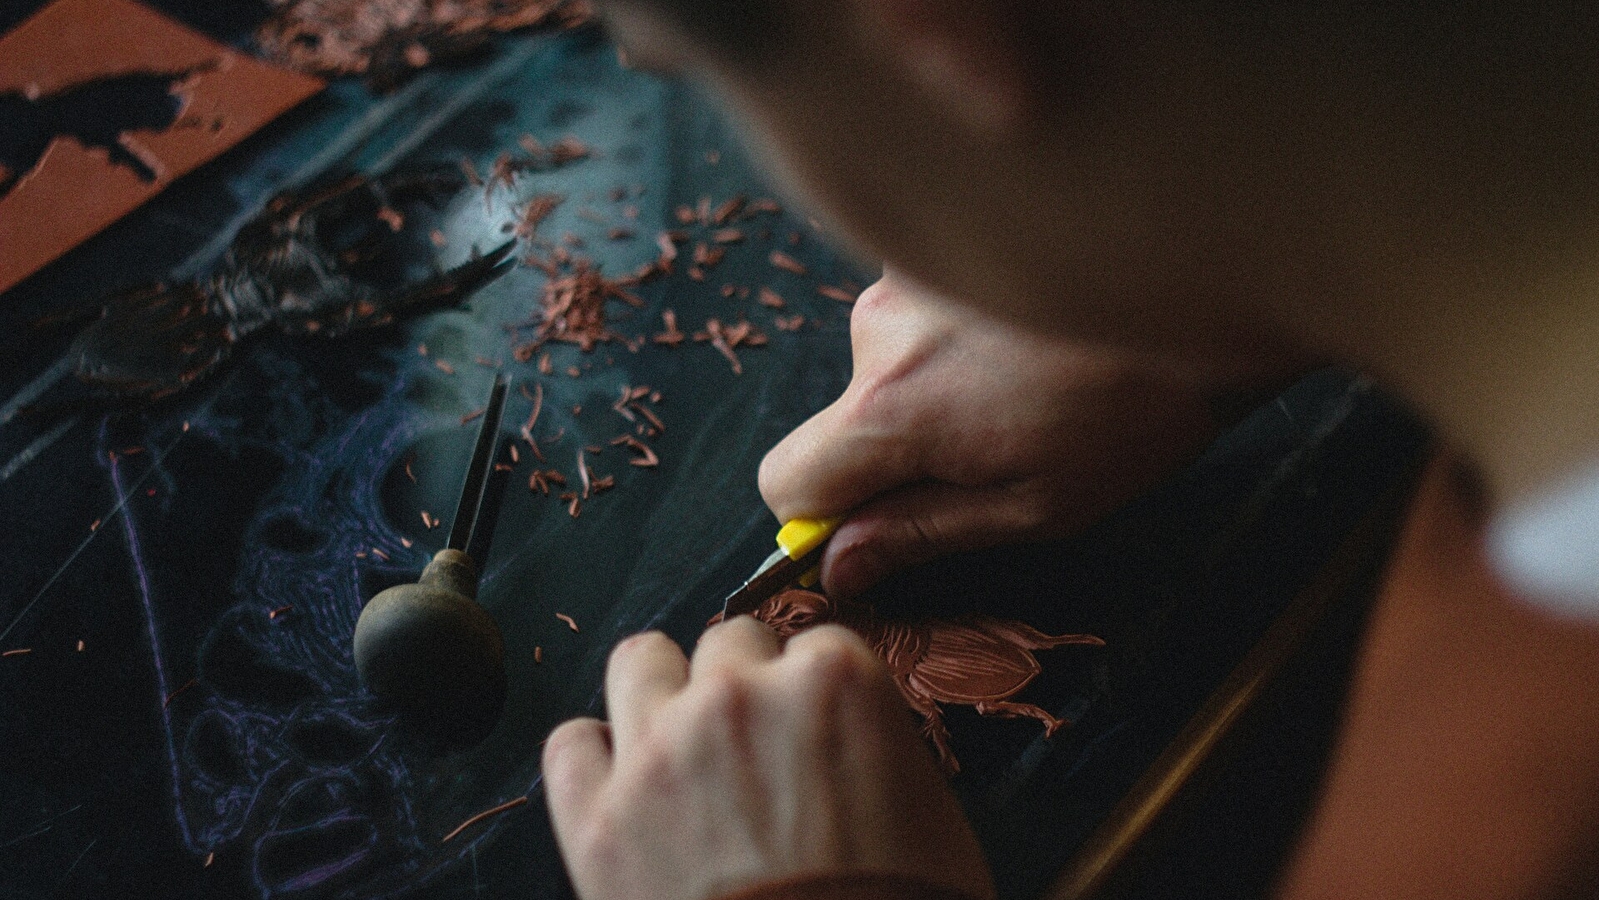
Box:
721, 516, 842, 619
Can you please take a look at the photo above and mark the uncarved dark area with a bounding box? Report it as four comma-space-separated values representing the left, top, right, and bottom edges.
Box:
0, 4, 1429, 899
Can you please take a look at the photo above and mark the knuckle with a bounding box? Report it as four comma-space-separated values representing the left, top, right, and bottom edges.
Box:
846, 290, 889, 337
758, 409, 840, 517
850, 276, 909, 326
542, 719, 603, 783
623, 733, 683, 789
673, 670, 780, 775
685, 667, 756, 733
542, 720, 581, 768
788, 625, 881, 688
544, 719, 592, 758
703, 612, 774, 646
758, 429, 807, 510
756, 448, 784, 508
852, 278, 893, 313
608, 630, 673, 666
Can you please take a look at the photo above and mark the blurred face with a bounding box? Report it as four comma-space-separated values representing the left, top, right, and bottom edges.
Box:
602, 1, 1329, 379
594, 2, 1378, 380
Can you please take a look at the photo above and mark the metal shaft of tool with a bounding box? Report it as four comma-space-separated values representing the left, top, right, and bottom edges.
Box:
722, 544, 826, 619
447, 373, 509, 555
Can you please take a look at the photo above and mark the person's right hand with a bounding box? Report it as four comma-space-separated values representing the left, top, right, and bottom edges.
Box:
760, 270, 1245, 598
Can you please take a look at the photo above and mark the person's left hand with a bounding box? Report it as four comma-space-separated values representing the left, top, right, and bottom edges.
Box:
542, 618, 996, 900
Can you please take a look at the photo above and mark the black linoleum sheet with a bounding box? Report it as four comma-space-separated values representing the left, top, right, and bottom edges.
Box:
0, 19, 1426, 900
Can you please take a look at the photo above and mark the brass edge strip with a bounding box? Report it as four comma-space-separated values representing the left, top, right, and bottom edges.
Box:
1045, 467, 1422, 900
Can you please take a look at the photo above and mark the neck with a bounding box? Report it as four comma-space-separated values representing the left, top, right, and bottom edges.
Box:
1361, 269, 1599, 509
1241, 33, 1599, 510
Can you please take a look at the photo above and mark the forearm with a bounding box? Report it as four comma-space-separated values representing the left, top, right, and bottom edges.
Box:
1278, 455, 1599, 899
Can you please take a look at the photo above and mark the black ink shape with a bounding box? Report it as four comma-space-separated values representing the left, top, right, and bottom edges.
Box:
0, 70, 195, 198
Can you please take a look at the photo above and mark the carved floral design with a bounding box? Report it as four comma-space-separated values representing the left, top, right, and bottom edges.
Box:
714, 589, 1104, 773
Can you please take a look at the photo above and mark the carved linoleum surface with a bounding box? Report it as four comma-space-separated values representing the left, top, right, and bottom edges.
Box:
0, 14, 1427, 900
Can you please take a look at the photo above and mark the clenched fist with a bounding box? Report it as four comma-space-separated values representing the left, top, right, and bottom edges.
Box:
542, 618, 995, 900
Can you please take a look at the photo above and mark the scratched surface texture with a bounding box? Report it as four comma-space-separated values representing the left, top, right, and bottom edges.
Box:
0, 9, 1428, 900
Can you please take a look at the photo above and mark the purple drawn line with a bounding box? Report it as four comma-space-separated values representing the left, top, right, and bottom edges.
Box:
108, 434, 195, 850
1, 428, 183, 645
278, 848, 370, 893
4, 366, 238, 645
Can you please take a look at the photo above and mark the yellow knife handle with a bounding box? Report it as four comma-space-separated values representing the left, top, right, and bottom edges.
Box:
776, 516, 842, 561
777, 517, 840, 589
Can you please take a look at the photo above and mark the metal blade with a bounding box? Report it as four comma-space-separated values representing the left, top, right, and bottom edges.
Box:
721, 544, 825, 619
448, 373, 509, 554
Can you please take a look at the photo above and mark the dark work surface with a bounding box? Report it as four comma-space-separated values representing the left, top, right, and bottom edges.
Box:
0, 8, 1430, 899
1089, 531, 1386, 900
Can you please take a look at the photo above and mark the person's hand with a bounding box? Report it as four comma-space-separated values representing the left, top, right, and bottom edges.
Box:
760, 270, 1228, 598
542, 618, 996, 900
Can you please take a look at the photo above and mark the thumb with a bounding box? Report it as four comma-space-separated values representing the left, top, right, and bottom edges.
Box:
819, 479, 1053, 599
758, 393, 921, 524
